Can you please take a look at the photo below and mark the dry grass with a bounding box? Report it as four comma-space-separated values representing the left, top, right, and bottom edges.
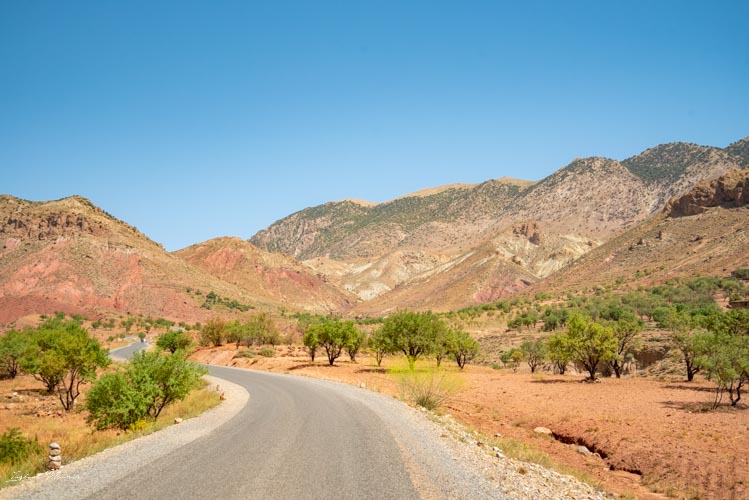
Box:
0, 381, 220, 489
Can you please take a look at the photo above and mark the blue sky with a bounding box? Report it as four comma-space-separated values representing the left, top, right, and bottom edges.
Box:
2, 1, 747, 251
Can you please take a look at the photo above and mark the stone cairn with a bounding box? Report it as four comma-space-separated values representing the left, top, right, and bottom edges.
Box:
47, 443, 62, 470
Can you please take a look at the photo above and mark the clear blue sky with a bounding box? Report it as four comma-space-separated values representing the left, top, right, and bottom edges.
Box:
2, 1, 747, 251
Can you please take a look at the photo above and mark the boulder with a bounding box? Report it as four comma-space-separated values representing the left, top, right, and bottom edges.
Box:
534, 427, 553, 436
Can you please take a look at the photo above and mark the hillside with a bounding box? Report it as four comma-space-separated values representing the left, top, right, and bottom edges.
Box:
250, 178, 534, 260
251, 137, 745, 311
173, 237, 357, 313
529, 169, 749, 295
0, 196, 350, 324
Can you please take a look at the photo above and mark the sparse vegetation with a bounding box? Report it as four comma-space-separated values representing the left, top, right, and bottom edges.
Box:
20, 318, 109, 411
86, 351, 206, 430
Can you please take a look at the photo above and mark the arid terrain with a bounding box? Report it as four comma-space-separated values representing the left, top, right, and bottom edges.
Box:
1, 135, 748, 499
192, 345, 749, 500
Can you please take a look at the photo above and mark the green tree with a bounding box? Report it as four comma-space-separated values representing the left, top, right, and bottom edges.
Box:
696, 329, 749, 407
564, 314, 617, 381
200, 318, 227, 347
21, 319, 110, 411
308, 319, 356, 366
445, 329, 479, 369
302, 329, 320, 362
547, 333, 571, 375
0, 329, 31, 379
380, 311, 445, 370
609, 313, 643, 378
345, 328, 366, 363
368, 327, 392, 367
156, 330, 193, 354
664, 309, 702, 382
520, 339, 547, 373
500, 349, 523, 372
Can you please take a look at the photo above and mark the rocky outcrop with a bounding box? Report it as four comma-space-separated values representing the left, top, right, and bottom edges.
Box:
667, 169, 749, 217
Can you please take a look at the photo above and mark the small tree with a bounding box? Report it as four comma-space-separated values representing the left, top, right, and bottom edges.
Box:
309, 319, 356, 366
664, 310, 702, 382
302, 329, 319, 362
547, 333, 571, 375
345, 328, 366, 363
22, 319, 109, 411
200, 318, 226, 347
696, 319, 749, 407
500, 349, 523, 372
565, 314, 617, 381
520, 339, 547, 373
368, 327, 392, 367
156, 330, 193, 354
380, 311, 444, 370
446, 329, 479, 369
609, 313, 643, 378
0, 329, 31, 379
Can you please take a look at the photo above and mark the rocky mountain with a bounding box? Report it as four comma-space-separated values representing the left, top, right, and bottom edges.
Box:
529, 169, 749, 296
173, 237, 357, 313
2, 136, 745, 322
250, 178, 533, 260
0, 196, 353, 324
725, 137, 749, 169
251, 137, 746, 310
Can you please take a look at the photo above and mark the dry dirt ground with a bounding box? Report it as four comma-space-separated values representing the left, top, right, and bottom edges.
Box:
192, 345, 749, 500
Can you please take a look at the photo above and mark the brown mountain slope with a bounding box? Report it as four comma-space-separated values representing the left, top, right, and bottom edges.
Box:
529, 169, 749, 295
350, 242, 539, 315
255, 138, 745, 313
724, 136, 749, 169
250, 177, 534, 260
173, 237, 358, 313
0, 196, 301, 324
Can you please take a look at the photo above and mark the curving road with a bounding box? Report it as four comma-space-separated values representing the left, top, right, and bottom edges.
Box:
92, 365, 419, 499
7, 343, 502, 499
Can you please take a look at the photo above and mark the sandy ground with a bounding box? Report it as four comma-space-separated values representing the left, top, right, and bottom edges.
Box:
191, 344, 749, 500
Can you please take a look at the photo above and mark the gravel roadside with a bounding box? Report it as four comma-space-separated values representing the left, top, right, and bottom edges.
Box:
0, 375, 248, 500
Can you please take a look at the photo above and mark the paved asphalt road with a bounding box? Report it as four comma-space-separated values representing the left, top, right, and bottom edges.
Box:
94, 343, 420, 499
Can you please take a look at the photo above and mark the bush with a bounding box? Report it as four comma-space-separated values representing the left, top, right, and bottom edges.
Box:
0, 428, 42, 465
156, 331, 193, 354
233, 349, 256, 359
258, 348, 275, 357
732, 268, 749, 280
86, 351, 206, 430
398, 372, 461, 411
85, 372, 152, 431
200, 318, 226, 347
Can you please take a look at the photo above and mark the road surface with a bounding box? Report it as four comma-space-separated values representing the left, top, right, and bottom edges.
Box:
6, 344, 504, 499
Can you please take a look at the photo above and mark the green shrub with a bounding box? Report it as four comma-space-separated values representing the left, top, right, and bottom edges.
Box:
258, 348, 275, 357
233, 349, 256, 359
86, 351, 206, 430
0, 428, 42, 465
732, 268, 749, 280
